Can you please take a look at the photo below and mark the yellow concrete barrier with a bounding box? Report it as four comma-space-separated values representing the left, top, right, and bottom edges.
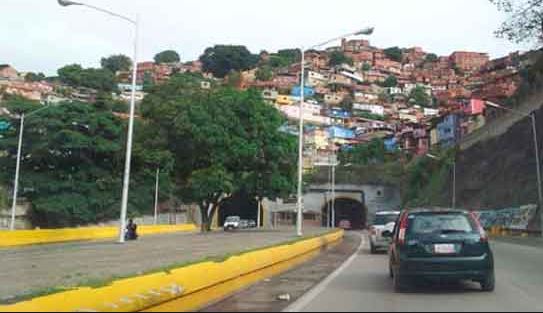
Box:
0, 230, 344, 313
0, 224, 198, 248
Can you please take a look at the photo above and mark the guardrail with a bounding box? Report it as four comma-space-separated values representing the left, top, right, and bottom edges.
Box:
0, 230, 344, 312
0, 224, 198, 248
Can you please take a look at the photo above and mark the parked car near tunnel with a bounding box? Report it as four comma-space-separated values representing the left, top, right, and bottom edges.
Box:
369, 211, 400, 254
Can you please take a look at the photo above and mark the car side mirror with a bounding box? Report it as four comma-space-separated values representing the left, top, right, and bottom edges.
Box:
382, 230, 393, 238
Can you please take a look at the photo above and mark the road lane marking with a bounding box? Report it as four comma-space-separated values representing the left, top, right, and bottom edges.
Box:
283, 232, 366, 312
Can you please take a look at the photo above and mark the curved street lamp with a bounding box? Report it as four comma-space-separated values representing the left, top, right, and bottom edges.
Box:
296, 27, 374, 237
58, 0, 139, 243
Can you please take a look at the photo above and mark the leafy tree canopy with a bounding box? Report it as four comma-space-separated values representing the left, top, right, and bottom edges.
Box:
383, 75, 398, 88
140, 74, 297, 231
329, 51, 354, 67
24, 72, 46, 82
199, 45, 259, 78
100, 54, 132, 74
58, 64, 116, 92
425, 53, 439, 63
0, 97, 169, 227
339, 139, 386, 166
409, 86, 432, 107
384, 47, 404, 62
154, 50, 181, 64
491, 0, 543, 43
256, 66, 274, 81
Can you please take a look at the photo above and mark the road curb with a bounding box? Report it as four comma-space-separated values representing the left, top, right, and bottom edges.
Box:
0, 224, 198, 248
0, 230, 344, 312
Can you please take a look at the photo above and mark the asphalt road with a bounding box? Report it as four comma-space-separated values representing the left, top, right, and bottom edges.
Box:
287, 234, 543, 312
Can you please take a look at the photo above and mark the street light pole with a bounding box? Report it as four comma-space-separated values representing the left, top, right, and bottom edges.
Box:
530, 113, 543, 235
328, 164, 332, 228
452, 160, 457, 210
58, 0, 140, 243
154, 167, 160, 225
8, 103, 58, 231
331, 153, 336, 228
9, 113, 24, 231
296, 48, 305, 237
118, 15, 139, 243
295, 27, 374, 237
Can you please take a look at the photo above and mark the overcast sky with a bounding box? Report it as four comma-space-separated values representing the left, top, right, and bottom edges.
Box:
1, 0, 533, 75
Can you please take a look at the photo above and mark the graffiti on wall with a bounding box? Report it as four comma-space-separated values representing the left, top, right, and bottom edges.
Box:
473, 205, 538, 230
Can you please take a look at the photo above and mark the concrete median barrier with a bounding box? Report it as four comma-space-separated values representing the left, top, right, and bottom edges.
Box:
0, 229, 344, 312
0, 224, 198, 248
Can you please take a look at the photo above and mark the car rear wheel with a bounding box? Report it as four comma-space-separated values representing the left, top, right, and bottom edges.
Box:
480, 272, 495, 292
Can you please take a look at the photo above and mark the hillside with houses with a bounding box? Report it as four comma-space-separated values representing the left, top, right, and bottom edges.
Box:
0, 40, 539, 171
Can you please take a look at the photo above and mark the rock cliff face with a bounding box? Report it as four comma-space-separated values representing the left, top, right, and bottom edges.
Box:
456, 105, 542, 211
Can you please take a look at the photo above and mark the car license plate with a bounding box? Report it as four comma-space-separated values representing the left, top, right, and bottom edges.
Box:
434, 244, 456, 254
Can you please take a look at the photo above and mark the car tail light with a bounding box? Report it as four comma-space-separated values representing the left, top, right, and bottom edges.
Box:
397, 212, 409, 246
470, 212, 488, 243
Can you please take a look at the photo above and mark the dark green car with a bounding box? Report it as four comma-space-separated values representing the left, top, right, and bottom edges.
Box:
385, 208, 495, 293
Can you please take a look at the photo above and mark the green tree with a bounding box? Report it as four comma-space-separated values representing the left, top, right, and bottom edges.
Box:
383, 75, 398, 88
340, 139, 386, 166
329, 51, 354, 67
425, 53, 439, 63
154, 50, 181, 64
0, 97, 169, 227
58, 65, 116, 92
200, 45, 259, 78
409, 86, 432, 107
142, 71, 155, 92
58, 64, 84, 87
255, 66, 273, 81
24, 72, 46, 82
100, 54, 132, 73
274, 49, 301, 66
79, 68, 117, 92
491, 0, 543, 43
140, 75, 297, 232
384, 47, 403, 62
362, 62, 372, 71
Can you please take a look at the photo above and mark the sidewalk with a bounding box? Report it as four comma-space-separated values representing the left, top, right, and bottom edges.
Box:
492, 235, 543, 249
0, 227, 329, 303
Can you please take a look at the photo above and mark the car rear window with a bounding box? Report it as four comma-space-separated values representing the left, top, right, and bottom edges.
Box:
407, 213, 477, 235
373, 214, 399, 226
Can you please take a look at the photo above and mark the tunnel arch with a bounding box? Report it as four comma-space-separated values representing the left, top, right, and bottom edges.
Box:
218, 190, 262, 226
321, 197, 368, 230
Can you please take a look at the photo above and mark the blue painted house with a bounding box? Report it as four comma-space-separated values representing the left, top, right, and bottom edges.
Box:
291, 86, 316, 98
328, 126, 355, 140
327, 108, 352, 119
384, 137, 398, 152
437, 114, 462, 148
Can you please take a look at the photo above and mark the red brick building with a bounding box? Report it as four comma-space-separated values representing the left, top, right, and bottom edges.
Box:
450, 52, 489, 72
342, 39, 370, 53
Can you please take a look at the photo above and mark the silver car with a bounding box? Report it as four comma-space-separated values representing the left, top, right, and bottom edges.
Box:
224, 216, 241, 231
369, 211, 400, 254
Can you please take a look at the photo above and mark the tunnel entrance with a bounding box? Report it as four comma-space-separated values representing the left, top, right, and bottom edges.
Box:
321, 198, 367, 230
219, 190, 262, 226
